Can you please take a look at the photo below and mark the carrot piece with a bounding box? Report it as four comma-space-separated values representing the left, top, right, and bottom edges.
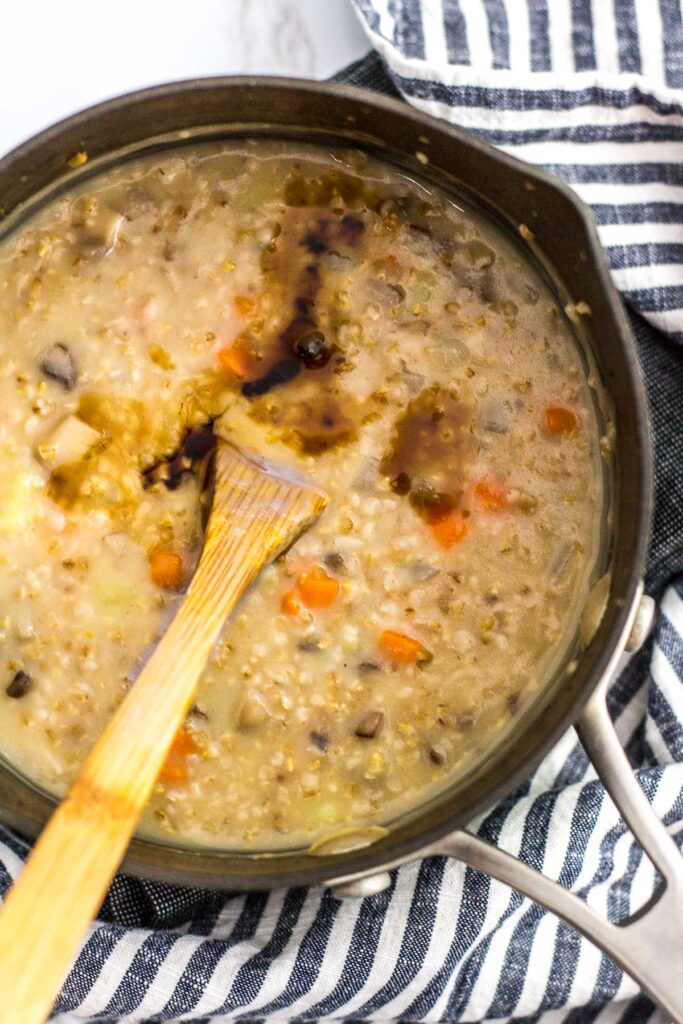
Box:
159, 727, 198, 785
543, 404, 578, 435
234, 294, 256, 315
429, 509, 469, 548
149, 548, 184, 590
378, 629, 432, 664
217, 344, 250, 379
474, 480, 508, 512
168, 727, 197, 757
297, 567, 340, 608
159, 760, 187, 784
281, 590, 302, 616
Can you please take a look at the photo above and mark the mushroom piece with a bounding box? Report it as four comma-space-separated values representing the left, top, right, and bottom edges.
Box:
238, 694, 268, 730
428, 744, 447, 765
39, 343, 78, 391
188, 703, 209, 722
77, 207, 124, 258
6, 670, 33, 699
507, 693, 521, 715
324, 551, 345, 572
298, 636, 322, 653
355, 710, 384, 739
309, 730, 330, 752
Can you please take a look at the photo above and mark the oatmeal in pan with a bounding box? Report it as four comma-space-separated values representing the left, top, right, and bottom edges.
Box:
0, 142, 605, 848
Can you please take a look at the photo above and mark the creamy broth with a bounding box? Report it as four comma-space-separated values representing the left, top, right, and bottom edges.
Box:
0, 142, 606, 850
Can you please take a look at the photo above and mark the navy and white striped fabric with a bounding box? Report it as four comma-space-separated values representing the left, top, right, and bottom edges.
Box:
354, 0, 683, 343
1, 3, 683, 1022
1, 569, 680, 1024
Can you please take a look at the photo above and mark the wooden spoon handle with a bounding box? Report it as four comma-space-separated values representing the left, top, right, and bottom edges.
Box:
0, 445, 326, 1024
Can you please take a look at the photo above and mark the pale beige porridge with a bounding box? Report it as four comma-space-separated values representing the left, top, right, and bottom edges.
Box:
0, 141, 606, 849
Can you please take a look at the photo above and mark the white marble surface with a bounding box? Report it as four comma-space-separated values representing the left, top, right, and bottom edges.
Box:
0, 0, 370, 158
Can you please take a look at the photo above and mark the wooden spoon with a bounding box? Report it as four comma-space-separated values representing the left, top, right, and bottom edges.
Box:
0, 441, 327, 1024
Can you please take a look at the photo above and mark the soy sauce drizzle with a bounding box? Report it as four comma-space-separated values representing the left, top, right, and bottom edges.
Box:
239, 218, 355, 399
233, 173, 377, 454
381, 386, 475, 521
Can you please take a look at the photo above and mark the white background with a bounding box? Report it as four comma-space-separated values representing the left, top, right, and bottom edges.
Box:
0, 0, 370, 158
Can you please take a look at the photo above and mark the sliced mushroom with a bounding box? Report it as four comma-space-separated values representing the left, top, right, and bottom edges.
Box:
324, 551, 345, 572
309, 730, 330, 752
507, 692, 521, 715
39, 343, 78, 391
358, 661, 381, 675
6, 670, 33, 699
298, 636, 322, 653
188, 703, 209, 722
355, 709, 384, 739
77, 207, 124, 258
428, 744, 447, 765
237, 693, 268, 730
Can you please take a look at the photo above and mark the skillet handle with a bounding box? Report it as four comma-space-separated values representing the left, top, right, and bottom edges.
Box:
437, 674, 683, 1022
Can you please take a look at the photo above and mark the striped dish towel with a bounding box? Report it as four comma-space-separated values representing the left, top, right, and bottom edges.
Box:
354, 0, 683, 342
1, 3, 682, 1022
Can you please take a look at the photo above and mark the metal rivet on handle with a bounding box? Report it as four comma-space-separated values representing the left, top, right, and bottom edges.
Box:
329, 872, 392, 899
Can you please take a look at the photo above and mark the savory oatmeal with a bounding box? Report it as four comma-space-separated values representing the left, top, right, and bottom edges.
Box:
0, 141, 605, 850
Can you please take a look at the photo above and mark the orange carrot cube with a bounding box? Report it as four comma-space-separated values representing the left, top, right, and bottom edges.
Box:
217, 344, 249, 379
281, 590, 302, 616
378, 629, 432, 664
159, 728, 198, 785
429, 509, 469, 548
543, 404, 578, 435
296, 567, 340, 608
474, 480, 508, 511
149, 548, 184, 590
